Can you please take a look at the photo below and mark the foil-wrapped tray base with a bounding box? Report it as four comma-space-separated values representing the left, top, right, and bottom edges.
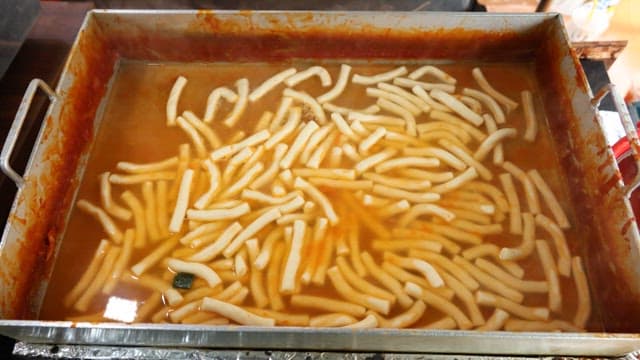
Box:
14, 342, 639, 360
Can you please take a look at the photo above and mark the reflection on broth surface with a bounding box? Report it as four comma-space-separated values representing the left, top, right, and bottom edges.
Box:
40, 60, 592, 331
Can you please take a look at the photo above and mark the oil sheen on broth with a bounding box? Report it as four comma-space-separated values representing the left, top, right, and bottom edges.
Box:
39, 60, 591, 330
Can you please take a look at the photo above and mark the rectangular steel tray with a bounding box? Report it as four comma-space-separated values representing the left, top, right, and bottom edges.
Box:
0, 10, 639, 356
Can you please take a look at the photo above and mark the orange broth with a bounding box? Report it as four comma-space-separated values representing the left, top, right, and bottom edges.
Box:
39, 60, 591, 329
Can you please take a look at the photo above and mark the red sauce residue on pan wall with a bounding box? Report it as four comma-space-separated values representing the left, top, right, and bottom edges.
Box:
100, 11, 541, 63
537, 31, 640, 331
599, 175, 622, 197
621, 218, 635, 236
2, 21, 117, 319
570, 47, 589, 92
596, 160, 611, 174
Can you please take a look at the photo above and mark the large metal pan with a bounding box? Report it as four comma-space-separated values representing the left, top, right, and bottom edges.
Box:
0, 10, 639, 356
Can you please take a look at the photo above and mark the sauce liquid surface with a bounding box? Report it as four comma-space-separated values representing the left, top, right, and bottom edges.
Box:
40, 60, 595, 329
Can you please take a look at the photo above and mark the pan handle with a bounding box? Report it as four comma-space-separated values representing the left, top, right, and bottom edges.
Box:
592, 83, 640, 197
0, 79, 57, 189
